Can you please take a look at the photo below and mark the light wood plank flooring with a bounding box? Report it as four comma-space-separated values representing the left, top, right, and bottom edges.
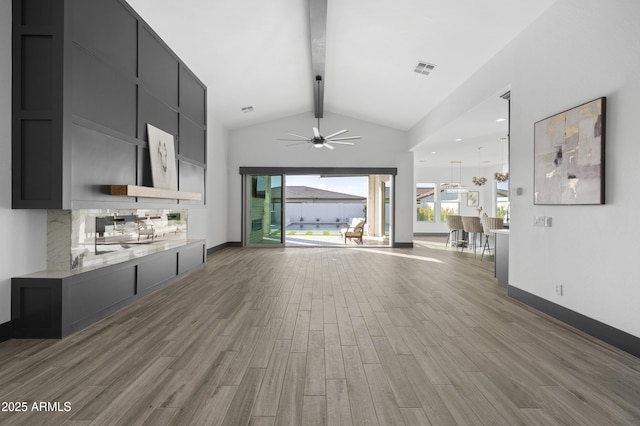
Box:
1, 239, 639, 425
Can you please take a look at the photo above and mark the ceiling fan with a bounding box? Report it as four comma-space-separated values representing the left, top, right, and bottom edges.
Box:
278, 117, 361, 150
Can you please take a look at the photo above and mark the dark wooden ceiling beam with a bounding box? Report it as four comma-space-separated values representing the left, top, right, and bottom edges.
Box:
309, 0, 327, 118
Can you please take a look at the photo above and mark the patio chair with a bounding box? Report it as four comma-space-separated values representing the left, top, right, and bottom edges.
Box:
341, 217, 365, 244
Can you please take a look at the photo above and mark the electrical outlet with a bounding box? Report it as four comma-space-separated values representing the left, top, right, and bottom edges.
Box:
555, 284, 563, 296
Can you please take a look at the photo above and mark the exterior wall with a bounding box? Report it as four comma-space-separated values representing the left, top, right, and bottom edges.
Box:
285, 203, 365, 225
410, 0, 640, 338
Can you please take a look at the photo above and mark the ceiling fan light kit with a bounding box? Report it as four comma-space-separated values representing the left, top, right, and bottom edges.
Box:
278, 120, 361, 150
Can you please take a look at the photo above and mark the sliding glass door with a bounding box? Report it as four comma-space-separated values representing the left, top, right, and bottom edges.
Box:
245, 174, 284, 246
240, 167, 397, 247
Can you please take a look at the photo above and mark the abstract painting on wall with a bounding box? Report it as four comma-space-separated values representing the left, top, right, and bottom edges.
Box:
147, 124, 178, 190
534, 97, 605, 205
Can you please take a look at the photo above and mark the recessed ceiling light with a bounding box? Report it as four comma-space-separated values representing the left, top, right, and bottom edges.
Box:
431, 151, 437, 154
496, 118, 506, 122
241, 106, 254, 113
455, 138, 462, 142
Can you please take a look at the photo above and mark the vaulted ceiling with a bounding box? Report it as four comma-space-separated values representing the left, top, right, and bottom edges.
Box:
126, 0, 558, 166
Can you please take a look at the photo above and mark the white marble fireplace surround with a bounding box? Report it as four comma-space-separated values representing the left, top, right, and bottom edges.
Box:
47, 209, 188, 272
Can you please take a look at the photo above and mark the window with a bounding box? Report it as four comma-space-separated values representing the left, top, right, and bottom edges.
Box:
496, 181, 510, 221
440, 183, 460, 221
416, 182, 463, 222
416, 183, 436, 222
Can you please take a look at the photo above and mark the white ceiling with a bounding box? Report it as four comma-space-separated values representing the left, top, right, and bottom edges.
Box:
125, 0, 557, 165
413, 89, 511, 168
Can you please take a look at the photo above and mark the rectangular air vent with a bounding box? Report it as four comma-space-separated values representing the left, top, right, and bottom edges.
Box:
241, 106, 254, 113
414, 61, 436, 76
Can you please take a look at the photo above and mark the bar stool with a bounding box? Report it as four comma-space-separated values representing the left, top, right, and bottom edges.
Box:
445, 214, 464, 250
481, 216, 504, 260
461, 216, 483, 256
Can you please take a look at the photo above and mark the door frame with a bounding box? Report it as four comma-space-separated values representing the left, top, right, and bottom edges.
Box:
240, 167, 397, 247
242, 173, 285, 247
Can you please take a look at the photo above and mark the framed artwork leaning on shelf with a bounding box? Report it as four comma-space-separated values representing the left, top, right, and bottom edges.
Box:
147, 124, 179, 190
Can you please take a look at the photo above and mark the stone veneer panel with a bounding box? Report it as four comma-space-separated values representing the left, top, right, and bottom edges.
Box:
47, 210, 72, 271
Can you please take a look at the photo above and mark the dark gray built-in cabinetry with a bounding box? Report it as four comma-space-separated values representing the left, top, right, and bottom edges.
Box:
12, 240, 206, 338
10, 0, 209, 339
12, 0, 206, 209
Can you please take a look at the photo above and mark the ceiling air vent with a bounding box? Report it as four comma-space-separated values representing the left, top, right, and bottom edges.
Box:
414, 61, 436, 76
241, 106, 254, 113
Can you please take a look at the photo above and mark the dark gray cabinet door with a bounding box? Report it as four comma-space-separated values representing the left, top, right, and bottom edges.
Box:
13, 0, 207, 209
12, 241, 205, 339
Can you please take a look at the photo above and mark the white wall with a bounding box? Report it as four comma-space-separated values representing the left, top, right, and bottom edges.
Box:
0, 1, 48, 326
227, 111, 413, 244
187, 112, 229, 249
410, 0, 640, 338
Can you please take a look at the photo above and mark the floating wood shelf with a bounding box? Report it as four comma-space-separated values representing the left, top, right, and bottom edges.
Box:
110, 185, 202, 201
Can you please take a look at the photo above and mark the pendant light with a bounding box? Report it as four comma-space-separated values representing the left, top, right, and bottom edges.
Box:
445, 161, 468, 193
494, 137, 509, 182
472, 146, 487, 186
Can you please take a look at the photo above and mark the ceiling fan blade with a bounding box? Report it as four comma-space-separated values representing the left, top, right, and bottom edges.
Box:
326, 141, 354, 145
278, 138, 312, 141
312, 127, 321, 138
324, 129, 348, 139
287, 141, 310, 147
326, 135, 361, 141
323, 143, 335, 150
285, 132, 312, 140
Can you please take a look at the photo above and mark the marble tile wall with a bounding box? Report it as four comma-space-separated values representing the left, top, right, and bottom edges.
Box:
47, 210, 72, 271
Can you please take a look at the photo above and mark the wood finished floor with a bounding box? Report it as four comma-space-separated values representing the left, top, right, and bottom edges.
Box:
1, 238, 639, 425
